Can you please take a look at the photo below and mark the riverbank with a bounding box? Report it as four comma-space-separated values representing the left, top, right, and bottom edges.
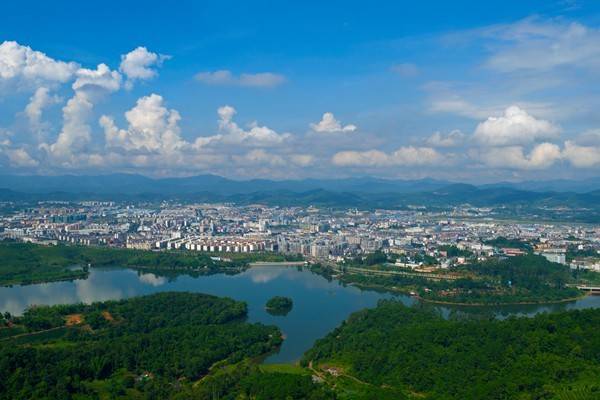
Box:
0, 270, 89, 288
249, 261, 307, 267
340, 274, 590, 306
414, 291, 590, 307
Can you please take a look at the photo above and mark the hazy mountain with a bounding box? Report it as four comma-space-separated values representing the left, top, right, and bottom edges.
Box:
1, 175, 600, 218
2, 174, 599, 196
480, 177, 600, 193
0, 174, 452, 196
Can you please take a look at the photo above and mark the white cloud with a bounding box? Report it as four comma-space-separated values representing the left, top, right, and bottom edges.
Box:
473, 106, 560, 146
332, 146, 443, 167
5, 148, 38, 168
101, 93, 184, 154
562, 141, 600, 168
120, 47, 169, 89
41, 64, 122, 165
195, 70, 232, 85
486, 19, 600, 72
72, 63, 121, 93
332, 150, 388, 167
231, 151, 313, 168
238, 72, 286, 87
195, 70, 285, 88
0, 129, 10, 147
478, 142, 562, 170
290, 154, 315, 167
425, 130, 465, 147
310, 112, 357, 133
232, 149, 285, 166
0, 41, 78, 83
24, 87, 61, 133
208, 105, 291, 147
41, 91, 94, 163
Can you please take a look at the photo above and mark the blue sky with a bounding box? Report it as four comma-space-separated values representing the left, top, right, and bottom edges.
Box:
1, 0, 600, 181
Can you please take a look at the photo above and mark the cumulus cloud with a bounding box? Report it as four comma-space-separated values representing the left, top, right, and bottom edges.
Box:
478, 142, 562, 170
203, 105, 291, 147
120, 47, 169, 89
473, 106, 560, 146
41, 64, 122, 165
101, 93, 184, 153
195, 70, 285, 88
310, 112, 357, 133
24, 87, 61, 133
332, 146, 443, 167
5, 148, 39, 168
0, 41, 78, 83
425, 130, 465, 147
41, 91, 94, 163
95, 96, 301, 175
72, 63, 121, 93
562, 141, 600, 168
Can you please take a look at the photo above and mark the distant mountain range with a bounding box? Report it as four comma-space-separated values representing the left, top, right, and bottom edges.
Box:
1, 175, 600, 221
0, 174, 452, 196
1, 173, 600, 196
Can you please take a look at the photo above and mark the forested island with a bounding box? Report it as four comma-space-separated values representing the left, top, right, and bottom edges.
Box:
303, 300, 600, 399
265, 296, 294, 316
326, 254, 590, 305
0, 241, 300, 286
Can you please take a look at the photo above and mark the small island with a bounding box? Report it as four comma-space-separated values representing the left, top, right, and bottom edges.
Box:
265, 296, 293, 316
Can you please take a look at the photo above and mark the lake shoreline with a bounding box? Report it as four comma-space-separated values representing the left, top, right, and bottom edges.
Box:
345, 280, 590, 307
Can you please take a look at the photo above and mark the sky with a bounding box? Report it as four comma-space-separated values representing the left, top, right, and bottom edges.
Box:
1, 0, 600, 182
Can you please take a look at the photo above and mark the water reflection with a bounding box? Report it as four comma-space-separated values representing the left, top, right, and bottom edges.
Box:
138, 272, 167, 287
0, 266, 598, 363
0, 267, 395, 363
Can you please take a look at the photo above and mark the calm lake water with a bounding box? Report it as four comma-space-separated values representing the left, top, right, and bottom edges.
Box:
1, 266, 599, 363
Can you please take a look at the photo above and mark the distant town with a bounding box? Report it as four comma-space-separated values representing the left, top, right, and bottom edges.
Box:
2, 200, 599, 273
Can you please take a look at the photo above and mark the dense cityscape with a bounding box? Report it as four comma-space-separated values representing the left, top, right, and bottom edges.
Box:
3, 201, 599, 272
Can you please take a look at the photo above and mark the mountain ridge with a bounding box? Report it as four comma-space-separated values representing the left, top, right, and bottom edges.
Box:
1, 174, 599, 195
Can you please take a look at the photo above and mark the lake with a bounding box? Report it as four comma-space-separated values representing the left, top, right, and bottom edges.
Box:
1, 265, 599, 363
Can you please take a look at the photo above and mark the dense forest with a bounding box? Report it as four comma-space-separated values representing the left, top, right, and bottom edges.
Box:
0, 241, 301, 286
303, 300, 600, 399
0, 292, 282, 399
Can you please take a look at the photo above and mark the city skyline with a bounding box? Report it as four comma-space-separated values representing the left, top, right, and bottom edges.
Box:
1, 1, 600, 181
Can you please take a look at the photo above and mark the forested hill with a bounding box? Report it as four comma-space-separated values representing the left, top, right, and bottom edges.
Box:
2, 183, 600, 216
1, 174, 600, 212
303, 300, 600, 399
0, 292, 282, 399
